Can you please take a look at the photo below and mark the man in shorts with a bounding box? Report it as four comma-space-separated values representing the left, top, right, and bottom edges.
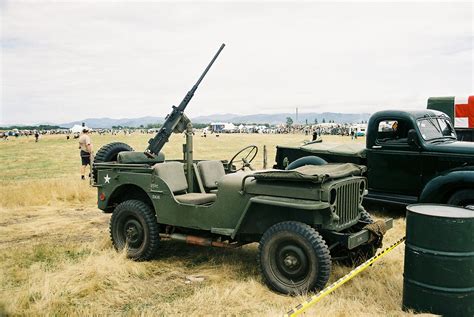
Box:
78, 128, 93, 180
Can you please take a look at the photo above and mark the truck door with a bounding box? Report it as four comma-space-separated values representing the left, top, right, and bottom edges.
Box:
366, 118, 422, 200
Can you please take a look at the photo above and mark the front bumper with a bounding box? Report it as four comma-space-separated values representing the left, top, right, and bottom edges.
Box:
323, 218, 393, 250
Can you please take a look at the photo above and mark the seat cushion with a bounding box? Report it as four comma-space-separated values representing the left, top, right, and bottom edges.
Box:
153, 162, 188, 193
175, 193, 216, 205
197, 160, 226, 190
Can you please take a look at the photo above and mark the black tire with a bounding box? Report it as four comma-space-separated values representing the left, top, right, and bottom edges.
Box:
93, 142, 133, 180
258, 221, 331, 295
286, 156, 327, 170
110, 200, 159, 261
447, 189, 474, 207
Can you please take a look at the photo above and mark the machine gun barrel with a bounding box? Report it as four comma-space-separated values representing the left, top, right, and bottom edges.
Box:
145, 44, 225, 156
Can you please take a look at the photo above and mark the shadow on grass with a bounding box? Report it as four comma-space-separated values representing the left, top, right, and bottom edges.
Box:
152, 240, 260, 279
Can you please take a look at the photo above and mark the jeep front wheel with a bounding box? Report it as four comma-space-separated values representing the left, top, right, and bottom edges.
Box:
258, 221, 331, 295
110, 200, 159, 261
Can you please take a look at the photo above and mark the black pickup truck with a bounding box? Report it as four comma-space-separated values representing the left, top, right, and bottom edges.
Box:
275, 110, 474, 207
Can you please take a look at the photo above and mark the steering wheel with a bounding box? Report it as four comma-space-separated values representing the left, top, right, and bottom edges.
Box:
228, 145, 258, 172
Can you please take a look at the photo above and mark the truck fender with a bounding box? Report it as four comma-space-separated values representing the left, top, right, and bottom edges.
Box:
286, 156, 327, 170
419, 169, 474, 203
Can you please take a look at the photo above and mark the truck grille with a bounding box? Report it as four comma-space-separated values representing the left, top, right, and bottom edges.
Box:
335, 180, 361, 226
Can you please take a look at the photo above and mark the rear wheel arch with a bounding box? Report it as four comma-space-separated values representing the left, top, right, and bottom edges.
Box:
106, 184, 154, 213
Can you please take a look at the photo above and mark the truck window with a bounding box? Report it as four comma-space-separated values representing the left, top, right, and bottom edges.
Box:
376, 120, 408, 144
417, 117, 456, 141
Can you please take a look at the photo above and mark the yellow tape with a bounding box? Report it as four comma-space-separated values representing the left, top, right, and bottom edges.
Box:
284, 236, 406, 317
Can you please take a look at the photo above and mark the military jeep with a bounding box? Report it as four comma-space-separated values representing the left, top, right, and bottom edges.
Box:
92, 44, 392, 294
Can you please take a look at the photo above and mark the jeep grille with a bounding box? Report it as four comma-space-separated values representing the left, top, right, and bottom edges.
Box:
334, 180, 361, 226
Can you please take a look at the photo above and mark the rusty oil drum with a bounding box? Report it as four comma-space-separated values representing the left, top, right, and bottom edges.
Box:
402, 204, 474, 316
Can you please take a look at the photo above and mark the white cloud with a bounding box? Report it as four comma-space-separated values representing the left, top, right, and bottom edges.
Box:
1, 1, 472, 124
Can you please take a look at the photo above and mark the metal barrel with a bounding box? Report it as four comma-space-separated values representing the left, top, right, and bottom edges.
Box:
402, 204, 474, 317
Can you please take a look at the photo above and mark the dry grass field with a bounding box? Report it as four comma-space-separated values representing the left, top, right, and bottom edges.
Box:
0, 132, 412, 316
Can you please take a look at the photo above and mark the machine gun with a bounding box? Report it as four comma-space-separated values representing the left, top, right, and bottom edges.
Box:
145, 44, 225, 156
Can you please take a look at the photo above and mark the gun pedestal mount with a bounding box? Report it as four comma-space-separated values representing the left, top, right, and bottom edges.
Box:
184, 122, 194, 192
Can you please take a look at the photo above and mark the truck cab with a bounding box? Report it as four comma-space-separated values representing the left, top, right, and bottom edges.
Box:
275, 110, 474, 207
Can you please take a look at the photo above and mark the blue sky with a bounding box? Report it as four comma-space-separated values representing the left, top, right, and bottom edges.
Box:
1, 1, 472, 125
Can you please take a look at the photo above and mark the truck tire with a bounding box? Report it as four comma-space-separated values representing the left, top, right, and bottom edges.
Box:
93, 142, 134, 180
286, 156, 327, 170
447, 189, 474, 207
110, 200, 159, 261
258, 221, 331, 295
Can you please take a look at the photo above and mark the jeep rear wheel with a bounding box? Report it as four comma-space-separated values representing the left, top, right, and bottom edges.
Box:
258, 221, 331, 295
110, 200, 159, 261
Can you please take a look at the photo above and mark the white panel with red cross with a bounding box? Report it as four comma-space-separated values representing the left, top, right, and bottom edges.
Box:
454, 96, 474, 128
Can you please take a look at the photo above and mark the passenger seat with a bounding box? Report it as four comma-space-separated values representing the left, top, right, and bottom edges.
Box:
154, 162, 216, 205
197, 160, 226, 193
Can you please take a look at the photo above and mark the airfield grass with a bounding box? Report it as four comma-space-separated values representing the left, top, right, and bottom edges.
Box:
0, 133, 412, 316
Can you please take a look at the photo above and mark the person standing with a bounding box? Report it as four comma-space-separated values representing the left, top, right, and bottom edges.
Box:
78, 128, 93, 180
34, 131, 39, 142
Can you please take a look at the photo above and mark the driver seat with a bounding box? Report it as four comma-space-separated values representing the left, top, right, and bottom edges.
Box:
197, 160, 226, 193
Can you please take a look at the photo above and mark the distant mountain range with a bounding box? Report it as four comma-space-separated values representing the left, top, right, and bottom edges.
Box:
58, 112, 371, 129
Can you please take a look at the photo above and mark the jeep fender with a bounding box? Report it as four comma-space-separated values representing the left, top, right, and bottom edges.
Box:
231, 195, 331, 239
419, 169, 474, 203
98, 183, 154, 213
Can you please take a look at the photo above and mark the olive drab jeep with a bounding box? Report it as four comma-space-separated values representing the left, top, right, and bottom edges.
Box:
92, 44, 392, 294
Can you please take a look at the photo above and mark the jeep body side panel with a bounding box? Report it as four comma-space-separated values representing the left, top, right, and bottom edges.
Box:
147, 173, 250, 232
96, 168, 154, 211
231, 196, 331, 239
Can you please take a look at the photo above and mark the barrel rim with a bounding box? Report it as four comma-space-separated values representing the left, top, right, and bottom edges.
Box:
407, 204, 474, 218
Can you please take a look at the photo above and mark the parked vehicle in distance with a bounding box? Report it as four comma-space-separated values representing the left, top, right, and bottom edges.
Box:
275, 110, 474, 208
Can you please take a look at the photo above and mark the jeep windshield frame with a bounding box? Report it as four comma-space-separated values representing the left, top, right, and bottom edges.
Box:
416, 116, 457, 142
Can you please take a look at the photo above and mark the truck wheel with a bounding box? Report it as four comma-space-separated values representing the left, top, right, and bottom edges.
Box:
447, 189, 474, 207
110, 200, 159, 261
286, 156, 327, 170
93, 142, 133, 180
258, 221, 331, 294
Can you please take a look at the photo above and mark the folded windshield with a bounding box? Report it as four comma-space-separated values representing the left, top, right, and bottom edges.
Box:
417, 117, 456, 141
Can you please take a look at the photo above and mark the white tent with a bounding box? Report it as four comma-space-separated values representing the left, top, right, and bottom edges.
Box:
70, 124, 90, 133
222, 123, 236, 132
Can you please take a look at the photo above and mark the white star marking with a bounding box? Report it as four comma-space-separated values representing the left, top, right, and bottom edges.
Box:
104, 174, 111, 184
